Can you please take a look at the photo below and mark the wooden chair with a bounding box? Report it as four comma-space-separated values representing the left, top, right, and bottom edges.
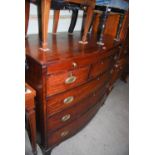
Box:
68, 0, 129, 45
25, 0, 95, 51
93, 0, 129, 45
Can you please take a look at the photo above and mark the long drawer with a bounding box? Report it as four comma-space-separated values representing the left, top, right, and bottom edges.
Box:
47, 71, 110, 116
46, 66, 90, 96
48, 97, 102, 146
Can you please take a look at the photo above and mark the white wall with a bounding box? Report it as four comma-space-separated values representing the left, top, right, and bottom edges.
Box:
27, 4, 83, 34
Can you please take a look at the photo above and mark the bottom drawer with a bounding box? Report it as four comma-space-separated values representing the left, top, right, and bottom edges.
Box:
48, 99, 102, 147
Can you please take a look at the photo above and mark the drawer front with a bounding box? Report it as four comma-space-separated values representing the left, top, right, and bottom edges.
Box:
47, 85, 107, 132
90, 56, 115, 78
48, 99, 102, 146
47, 71, 110, 116
46, 66, 90, 96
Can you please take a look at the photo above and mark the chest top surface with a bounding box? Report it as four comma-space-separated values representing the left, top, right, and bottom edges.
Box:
26, 32, 120, 65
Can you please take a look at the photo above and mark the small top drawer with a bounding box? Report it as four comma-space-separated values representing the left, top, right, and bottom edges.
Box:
46, 66, 90, 96
90, 56, 115, 78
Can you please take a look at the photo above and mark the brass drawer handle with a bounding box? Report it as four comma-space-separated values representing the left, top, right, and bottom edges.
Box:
61, 131, 69, 137
64, 96, 74, 104
72, 62, 77, 68
65, 75, 77, 84
61, 114, 71, 122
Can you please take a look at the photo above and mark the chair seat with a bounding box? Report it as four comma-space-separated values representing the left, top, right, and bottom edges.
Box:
96, 0, 111, 6
96, 0, 128, 11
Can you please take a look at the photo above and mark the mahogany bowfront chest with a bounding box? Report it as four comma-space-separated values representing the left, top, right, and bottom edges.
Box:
25, 32, 127, 155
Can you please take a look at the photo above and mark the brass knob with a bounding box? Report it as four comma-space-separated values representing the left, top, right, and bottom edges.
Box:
72, 62, 77, 68
103, 46, 106, 50
64, 96, 74, 104
115, 64, 119, 68
61, 114, 71, 122
114, 55, 118, 60
65, 75, 77, 84
60, 131, 69, 137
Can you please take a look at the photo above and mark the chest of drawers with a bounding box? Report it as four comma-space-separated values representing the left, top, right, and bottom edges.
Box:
25, 32, 121, 155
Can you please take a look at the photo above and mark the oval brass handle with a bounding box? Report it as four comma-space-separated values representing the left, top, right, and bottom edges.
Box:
65, 76, 77, 84
61, 114, 71, 122
64, 96, 74, 104
61, 131, 69, 137
72, 62, 77, 68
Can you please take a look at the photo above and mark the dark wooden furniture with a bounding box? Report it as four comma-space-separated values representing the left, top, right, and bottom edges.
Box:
68, 0, 128, 45
108, 10, 129, 90
25, 83, 37, 155
25, 31, 125, 155
25, 2, 129, 154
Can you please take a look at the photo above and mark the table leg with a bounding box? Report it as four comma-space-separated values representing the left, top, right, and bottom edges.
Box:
68, 10, 78, 34
52, 10, 60, 34
79, 6, 94, 44
40, 0, 51, 51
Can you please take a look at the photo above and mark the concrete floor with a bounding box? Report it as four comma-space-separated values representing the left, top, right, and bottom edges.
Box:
26, 80, 129, 155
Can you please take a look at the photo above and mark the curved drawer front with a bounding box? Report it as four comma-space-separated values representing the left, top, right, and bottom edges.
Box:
47, 85, 107, 132
48, 99, 102, 146
47, 71, 110, 116
46, 66, 89, 96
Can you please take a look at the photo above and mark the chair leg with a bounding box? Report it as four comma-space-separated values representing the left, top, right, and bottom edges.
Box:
92, 13, 101, 34
39, 0, 51, 51
81, 11, 86, 34
79, 6, 94, 44
68, 10, 78, 34
25, 0, 30, 37
97, 7, 110, 45
52, 10, 60, 34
